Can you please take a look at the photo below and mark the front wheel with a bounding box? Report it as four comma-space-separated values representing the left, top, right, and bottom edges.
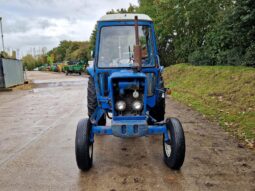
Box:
75, 118, 93, 171
163, 117, 185, 170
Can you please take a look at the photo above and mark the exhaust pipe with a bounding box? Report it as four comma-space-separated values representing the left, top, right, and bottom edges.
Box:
133, 16, 142, 71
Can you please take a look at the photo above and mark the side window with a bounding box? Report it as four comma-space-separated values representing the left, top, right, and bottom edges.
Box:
139, 26, 154, 66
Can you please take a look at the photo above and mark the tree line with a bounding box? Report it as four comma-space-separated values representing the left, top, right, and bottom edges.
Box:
21, 40, 91, 70
96, 0, 254, 67
21, 0, 255, 70
47, 40, 90, 63
137, 0, 255, 67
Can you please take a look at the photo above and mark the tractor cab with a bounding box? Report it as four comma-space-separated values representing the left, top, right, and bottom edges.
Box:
76, 14, 186, 171
96, 14, 156, 68
87, 14, 163, 121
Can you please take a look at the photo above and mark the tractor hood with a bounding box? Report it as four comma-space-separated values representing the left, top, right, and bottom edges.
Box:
109, 70, 147, 93
109, 70, 146, 80
108, 70, 148, 118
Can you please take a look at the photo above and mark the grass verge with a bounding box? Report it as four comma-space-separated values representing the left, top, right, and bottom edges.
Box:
163, 64, 255, 147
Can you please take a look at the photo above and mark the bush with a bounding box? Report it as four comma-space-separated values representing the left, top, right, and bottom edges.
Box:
216, 48, 243, 66
188, 50, 215, 66
243, 44, 255, 67
0, 51, 10, 58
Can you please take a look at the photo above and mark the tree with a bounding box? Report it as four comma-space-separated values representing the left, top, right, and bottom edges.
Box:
222, 0, 255, 66
47, 54, 54, 65
89, 25, 97, 52
0, 51, 9, 58
47, 40, 91, 63
22, 54, 36, 70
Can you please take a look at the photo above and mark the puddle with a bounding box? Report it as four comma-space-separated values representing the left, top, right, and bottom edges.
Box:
30, 79, 87, 93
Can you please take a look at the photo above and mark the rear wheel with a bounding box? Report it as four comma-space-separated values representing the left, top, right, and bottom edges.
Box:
163, 117, 185, 170
149, 97, 165, 122
75, 118, 93, 171
87, 76, 106, 125
149, 77, 165, 122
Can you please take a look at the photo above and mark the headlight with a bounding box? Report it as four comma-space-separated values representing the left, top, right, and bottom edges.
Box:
115, 100, 126, 111
132, 100, 143, 111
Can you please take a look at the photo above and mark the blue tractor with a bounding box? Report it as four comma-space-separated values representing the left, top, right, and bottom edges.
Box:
75, 14, 186, 171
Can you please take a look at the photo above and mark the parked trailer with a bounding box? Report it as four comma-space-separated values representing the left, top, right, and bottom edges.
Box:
0, 58, 24, 88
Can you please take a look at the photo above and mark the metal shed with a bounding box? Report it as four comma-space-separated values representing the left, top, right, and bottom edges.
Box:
0, 58, 24, 88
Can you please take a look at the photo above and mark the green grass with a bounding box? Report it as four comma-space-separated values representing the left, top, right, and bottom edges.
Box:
163, 64, 255, 146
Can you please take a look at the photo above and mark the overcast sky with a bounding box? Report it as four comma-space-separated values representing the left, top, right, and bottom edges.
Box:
0, 0, 138, 56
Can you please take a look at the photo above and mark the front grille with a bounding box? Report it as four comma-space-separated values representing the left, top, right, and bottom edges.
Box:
115, 90, 143, 116
113, 79, 145, 116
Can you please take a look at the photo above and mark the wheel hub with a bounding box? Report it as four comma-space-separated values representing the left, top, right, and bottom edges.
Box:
165, 142, 171, 157
89, 144, 93, 158
164, 130, 171, 157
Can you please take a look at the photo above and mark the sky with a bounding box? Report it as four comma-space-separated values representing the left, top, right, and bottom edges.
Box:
0, 0, 138, 57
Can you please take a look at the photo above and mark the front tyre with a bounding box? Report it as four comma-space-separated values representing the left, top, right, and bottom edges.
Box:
163, 118, 185, 170
75, 118, 93, 171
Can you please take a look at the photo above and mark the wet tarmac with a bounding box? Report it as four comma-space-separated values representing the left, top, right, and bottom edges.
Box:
0, 71, 254, 191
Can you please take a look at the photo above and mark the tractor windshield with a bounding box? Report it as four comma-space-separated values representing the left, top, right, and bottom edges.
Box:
98, 25, 155, 68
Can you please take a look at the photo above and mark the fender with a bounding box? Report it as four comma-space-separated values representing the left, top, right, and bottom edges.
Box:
87, 67, 95, 77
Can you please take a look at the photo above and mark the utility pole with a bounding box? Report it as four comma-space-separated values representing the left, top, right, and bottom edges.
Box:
0, 17, 5, 52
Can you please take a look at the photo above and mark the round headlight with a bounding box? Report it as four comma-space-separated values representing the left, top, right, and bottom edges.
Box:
115, 101, 126, 111
132, 100, 143, 111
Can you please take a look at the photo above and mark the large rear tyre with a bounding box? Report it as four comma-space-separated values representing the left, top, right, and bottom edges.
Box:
87, 76, 106, 125
163, 118, 185, 170
75, 118, 93, 171
149, 77, 165, 122
149, 97, 165, 122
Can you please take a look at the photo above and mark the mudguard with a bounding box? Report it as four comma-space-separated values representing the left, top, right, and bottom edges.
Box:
87, 67, 95, 77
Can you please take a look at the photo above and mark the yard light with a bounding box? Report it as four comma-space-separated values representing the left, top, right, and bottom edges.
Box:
115, 100, 126, 111
132, 100, 143, 111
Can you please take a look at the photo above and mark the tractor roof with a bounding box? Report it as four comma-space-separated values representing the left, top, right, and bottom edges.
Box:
99, 14, 152, 22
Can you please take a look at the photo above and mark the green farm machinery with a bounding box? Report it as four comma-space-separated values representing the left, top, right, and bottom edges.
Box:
65, 60, 87, 75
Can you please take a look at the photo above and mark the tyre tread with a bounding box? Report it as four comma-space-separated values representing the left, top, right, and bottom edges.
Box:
164, 117, 186, 170
75, 118, 92, 171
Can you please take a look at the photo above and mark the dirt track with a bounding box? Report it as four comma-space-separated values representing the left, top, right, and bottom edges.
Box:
0, 71, 254, 191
